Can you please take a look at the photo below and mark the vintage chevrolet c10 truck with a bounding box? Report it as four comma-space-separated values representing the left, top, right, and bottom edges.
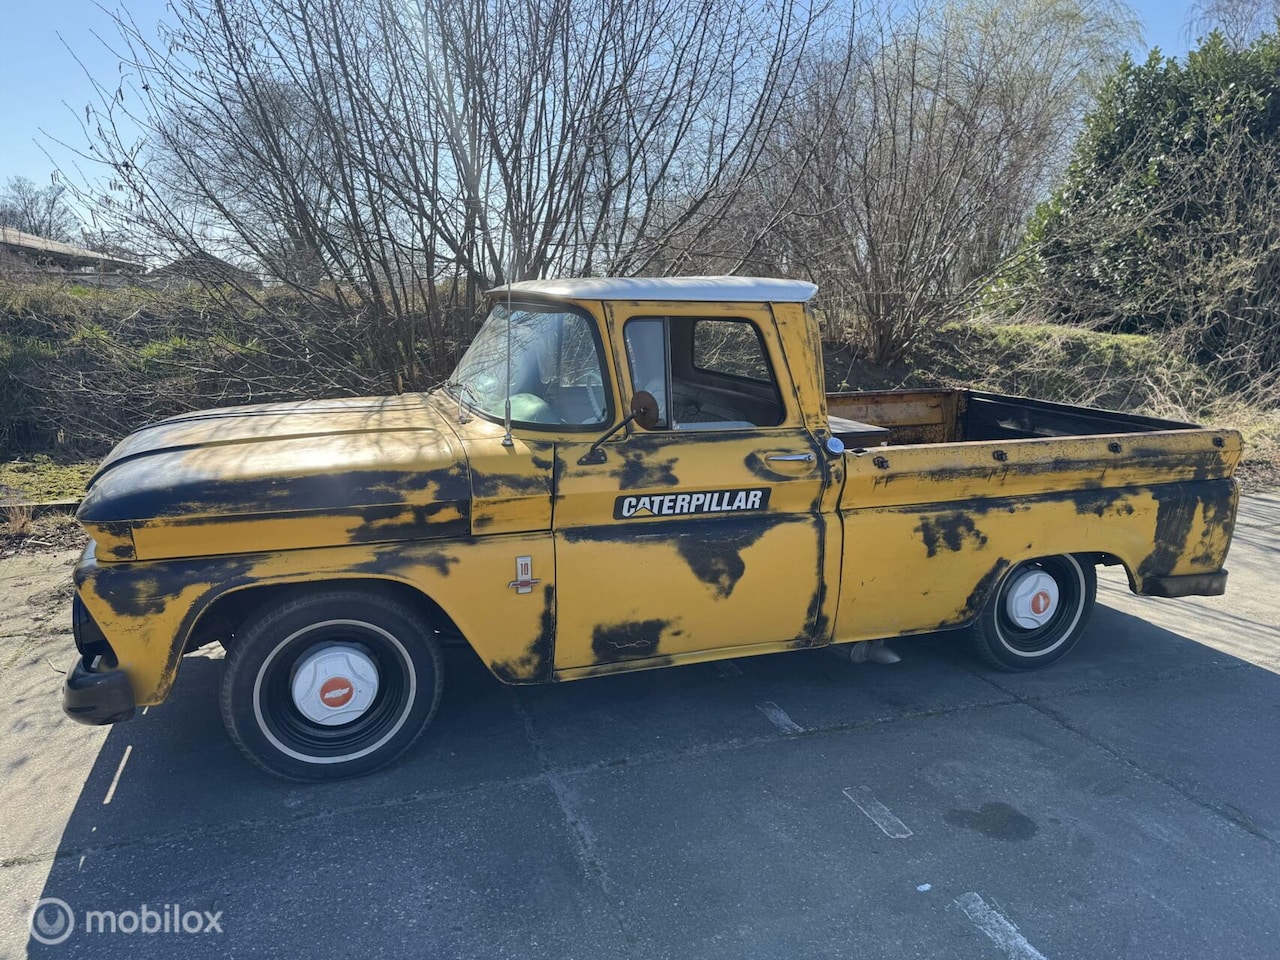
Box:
62, 277, 1241, 779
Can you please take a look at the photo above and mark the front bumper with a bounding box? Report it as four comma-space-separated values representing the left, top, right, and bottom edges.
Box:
1141, 570, 1229, 598
63, 655, 135, 725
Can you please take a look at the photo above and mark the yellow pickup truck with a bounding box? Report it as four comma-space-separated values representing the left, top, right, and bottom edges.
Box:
63, 277, 1241, 780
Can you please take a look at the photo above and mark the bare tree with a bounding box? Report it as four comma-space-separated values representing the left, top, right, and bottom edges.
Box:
62, 0, 839, 390
0, 176, 80, 241
729, 0, 1140, 367
1186, 0, 1280, 47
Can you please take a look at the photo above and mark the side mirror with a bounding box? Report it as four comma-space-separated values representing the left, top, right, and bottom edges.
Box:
630, 391, 660, 431
576, 391, 662, 465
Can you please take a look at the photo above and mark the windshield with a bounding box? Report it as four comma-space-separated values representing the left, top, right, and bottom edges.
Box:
448, 302, 610, 428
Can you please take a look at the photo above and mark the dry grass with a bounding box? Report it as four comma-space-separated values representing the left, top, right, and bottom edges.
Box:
0, 495, 34, 537
0, 458, 95, 502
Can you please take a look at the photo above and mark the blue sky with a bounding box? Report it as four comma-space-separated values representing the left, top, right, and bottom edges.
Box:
0, 0, 1200, 188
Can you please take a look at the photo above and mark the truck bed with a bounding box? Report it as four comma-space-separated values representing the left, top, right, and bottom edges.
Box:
824, 387, 1241, 638
827, 389, 1198, 447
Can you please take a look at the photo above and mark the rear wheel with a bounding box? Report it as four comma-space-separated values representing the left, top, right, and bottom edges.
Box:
968, 555, 1096, 671
219, 588, 443, 780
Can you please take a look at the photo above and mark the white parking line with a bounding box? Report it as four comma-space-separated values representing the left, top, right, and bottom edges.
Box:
756, 701, 804, 734
102, 745, 132, 805
715, 659, 743, 677
842, 785, 914, 838
954, 892, 1048, 960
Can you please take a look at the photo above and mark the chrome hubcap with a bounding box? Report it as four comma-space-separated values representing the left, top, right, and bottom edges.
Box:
1004, 569, 1060, 629
290, 644, 380, 726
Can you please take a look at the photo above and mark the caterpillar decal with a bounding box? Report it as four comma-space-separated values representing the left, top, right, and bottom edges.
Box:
613, 488, 770, 520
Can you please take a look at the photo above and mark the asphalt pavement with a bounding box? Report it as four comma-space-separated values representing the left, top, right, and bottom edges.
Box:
1, 492, 1278, 959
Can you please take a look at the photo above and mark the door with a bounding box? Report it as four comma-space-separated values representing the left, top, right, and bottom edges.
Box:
552, 301, 838, 672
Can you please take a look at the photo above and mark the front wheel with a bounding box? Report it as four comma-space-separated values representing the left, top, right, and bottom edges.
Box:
220, 588, 443, 780
968, 555, 1097, 671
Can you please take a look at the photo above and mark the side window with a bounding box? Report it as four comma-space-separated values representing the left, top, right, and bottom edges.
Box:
693, 319, 771, 382
623, 319, 670, 429
623, 316, 784, 430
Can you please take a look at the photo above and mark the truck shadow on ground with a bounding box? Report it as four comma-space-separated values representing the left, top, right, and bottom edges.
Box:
27, 601, 1280, 956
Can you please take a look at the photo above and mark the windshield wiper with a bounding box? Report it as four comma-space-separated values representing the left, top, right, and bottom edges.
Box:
444, 380, 478, 424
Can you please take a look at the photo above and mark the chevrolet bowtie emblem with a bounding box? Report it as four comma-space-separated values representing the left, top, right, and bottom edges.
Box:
508, 555, 540, 594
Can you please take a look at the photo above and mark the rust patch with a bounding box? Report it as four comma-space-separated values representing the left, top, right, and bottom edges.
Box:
591, 618, 670, 663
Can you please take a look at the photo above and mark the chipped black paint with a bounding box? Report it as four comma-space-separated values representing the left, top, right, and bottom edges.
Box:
97, 521, 136, 559
491, 584, 555, 683
349, 500, 471, 545
470, 468, 551, 499
916, 513, 989, 557
1070, 489, 1136, 518
953, 558, 1011, 625
88, 555, 260, 621
675, 528, 771, 599
614, 448, 679, 489
859, 440, 1233, 493
80, 461, 472, 524
591, 619, 670, 663
744, 451, 777, 482
528, 445, 556, 472
559, 514, 797, 601
1191, 482, 1237, 566
802, 579, 830, 647
1138, 479, 1237, 581
348, 540, 462, 579
568, 654, 677, 679
80, 553, 263, 700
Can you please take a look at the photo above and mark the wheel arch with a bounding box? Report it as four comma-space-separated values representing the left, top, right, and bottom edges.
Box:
185, 576, 466, 655
946, 550, 1107, 635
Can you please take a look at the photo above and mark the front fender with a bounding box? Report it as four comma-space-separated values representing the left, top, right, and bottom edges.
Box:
74, 532, 556, 705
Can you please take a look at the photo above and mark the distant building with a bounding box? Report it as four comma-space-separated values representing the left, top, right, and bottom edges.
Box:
145, 252, 263, 291
0, 226, 143, 275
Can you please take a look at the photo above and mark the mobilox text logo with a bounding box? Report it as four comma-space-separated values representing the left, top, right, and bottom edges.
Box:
29, 897, 224, 944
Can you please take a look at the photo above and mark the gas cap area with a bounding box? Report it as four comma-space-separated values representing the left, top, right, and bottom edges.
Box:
1005, 569, 1060, 629
291, 645, 380, 726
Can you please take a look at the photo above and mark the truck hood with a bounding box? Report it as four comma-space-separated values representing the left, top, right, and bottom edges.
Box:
78, 394, 470, 560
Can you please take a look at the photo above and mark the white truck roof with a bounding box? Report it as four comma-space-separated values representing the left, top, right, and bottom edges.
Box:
487, 276, 818, 303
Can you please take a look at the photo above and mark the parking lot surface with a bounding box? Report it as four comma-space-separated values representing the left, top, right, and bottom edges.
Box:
2, 493, 1278, 959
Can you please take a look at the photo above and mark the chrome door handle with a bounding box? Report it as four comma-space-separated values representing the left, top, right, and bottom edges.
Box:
766, 453, 815, 462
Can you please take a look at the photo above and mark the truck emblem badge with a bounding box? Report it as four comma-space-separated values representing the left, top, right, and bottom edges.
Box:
508, 556, 540, 594
320, 677, 354, 708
